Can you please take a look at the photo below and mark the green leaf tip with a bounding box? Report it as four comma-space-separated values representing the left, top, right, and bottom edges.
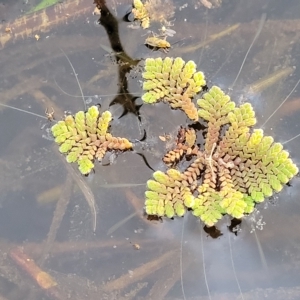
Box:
145, 170, 189, 218
51, 106, 132, 175
144, 84, 298, 227
132, 0, 150, 29
197, 85, 235, 123
78, 157, 95, 175
142, 57, 206, 121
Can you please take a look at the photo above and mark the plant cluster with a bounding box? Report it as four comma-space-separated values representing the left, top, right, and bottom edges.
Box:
144, 83, 298, 226
51, 106, 132, 175
51, 55, 298, 227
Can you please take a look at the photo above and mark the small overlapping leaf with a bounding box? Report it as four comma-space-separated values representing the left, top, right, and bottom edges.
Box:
192, 188, 225, 227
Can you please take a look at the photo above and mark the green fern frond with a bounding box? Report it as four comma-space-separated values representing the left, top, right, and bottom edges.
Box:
142, 57, 206, 121
51, 106, 132, 175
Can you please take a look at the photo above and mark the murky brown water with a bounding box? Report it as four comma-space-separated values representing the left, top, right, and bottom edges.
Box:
0, 0, 300, 299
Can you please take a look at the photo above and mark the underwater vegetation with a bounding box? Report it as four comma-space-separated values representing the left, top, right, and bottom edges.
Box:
51, 106, 132, 175
27, 0, 61, 13
142, 59, 298, 226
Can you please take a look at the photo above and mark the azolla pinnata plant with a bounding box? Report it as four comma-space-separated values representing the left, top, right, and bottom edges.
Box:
142, 57, 206, 121
132, 0, 150, 29
51, 106, 132, 175
145, 85, 299, 226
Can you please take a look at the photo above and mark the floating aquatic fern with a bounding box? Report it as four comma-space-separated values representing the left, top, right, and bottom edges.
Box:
145, 169, 194, 218
145, 86, 298, 226
163, 127, 199, 166
51, 106, 132, 175
142, 57, 206, 121
50, 51, 298, 228
132, 0, 150, 29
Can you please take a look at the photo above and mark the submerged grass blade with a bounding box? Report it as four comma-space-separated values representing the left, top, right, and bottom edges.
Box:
59, 48, 87, 111
59, 152, 98, 232
107, 211, 138, 235
27, 0, 60, 13
230, 14, 266, 89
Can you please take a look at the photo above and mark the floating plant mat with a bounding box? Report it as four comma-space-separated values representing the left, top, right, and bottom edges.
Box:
52, 56, 298, 227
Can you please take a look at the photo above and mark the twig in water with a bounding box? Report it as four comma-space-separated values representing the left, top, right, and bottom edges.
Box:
39, 174, 73, 266
102, 249, 177, 292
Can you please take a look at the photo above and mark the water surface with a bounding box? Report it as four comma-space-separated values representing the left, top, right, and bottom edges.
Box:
0, 0, 300, 299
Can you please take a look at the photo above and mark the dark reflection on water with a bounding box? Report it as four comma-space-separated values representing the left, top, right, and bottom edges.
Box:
0, 0, 300, 299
